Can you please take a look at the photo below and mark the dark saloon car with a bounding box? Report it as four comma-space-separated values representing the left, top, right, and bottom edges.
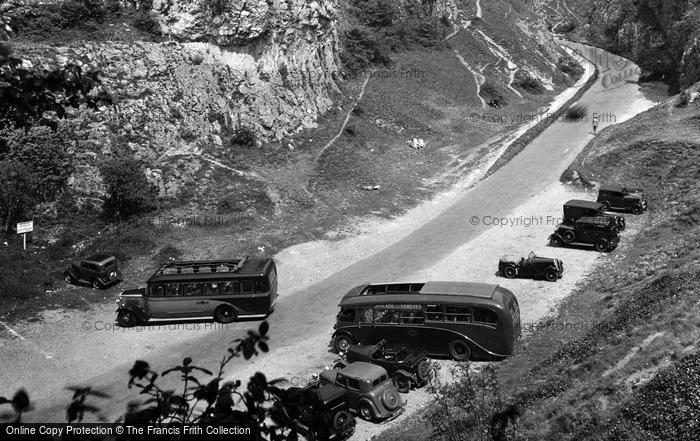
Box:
499, 251, 563, 282
64, 254, 122, 289
596, 184, 647, 214
271, 382, 356, 441
563, 199, 626, 231
549, 216, 619, 252
336, 340, 432, 392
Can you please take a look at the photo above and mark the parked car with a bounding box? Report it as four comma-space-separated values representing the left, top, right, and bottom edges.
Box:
563, 199, 626, 230
271, 381, 356, 441
335, 340, 432, 393
549, 216, 619, 252
498, 251, 563, 282
596, 184, 647, 214
320, 362, 405, 421
64, 254, 122, 289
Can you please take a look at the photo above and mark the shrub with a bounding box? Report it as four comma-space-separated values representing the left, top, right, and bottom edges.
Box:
100, 158, 158, 221
230, 126, 257, 148
0, 160, 38, 233
677, 90, 690, 107
357, 0, 398, 28
385, 17, 446, 50
514, 70, 545, 94
340, 28, 392, 74
6, 127, 74, 202
132, 11, 161, 35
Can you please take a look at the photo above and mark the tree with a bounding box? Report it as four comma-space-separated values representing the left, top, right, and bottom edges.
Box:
0, 159, 39, 233
100, 158, 158, 221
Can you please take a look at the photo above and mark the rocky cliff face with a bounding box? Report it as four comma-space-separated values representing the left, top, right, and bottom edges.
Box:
14, 0, 341, 198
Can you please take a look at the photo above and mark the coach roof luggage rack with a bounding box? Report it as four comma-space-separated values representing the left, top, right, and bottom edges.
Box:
156, 256, 250, 275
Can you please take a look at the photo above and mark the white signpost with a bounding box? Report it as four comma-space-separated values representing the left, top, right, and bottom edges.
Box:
16, 220, 33, 250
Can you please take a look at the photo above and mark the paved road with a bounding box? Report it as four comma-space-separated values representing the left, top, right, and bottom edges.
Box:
27, 42, 648, 422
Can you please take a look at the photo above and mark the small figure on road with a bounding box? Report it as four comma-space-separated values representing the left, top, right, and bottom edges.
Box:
592, 114, 599, 134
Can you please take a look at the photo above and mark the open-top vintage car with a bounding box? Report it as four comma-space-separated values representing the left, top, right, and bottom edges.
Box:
596, 184, 647, 214
64, 254, 122, 289
334, 340, 432, 393
320, 362, 405, 422
271, 381, 356, 441
498, 251, 563, 282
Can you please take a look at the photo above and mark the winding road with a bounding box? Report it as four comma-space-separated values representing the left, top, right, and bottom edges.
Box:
8, 42, 656, 427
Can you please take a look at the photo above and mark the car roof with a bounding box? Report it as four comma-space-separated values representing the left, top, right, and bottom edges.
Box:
85, 254, 115, 265
340, 362, 387, 380
599, 184, 626, 193
564, 199, 604, 210
315, 384, 346, 404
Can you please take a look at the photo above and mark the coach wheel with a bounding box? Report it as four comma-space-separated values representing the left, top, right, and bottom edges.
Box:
333, 334, 355, 354
214, 305, 238, 323
503, 265, 517, 279
448, 340, 471, 362
117, 310, 138, 328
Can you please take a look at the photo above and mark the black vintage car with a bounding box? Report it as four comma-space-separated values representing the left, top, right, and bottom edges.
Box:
64, 254, 122, 289
498, 251, 563, 282
596, 185, 647, 214
271, 382, 356, 441
549, 216, 619, 252
335, 340, 432, 393
563, 199, 626, 230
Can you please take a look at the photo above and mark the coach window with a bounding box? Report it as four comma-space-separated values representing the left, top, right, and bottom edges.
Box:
221, 281, 240, 295
253, 280, 265, 293
165, 283, 181, 297
374, 309, 400, 324
426, 304, 444, 321
473, 307, 498, 327
203, 283, 220, 296
358, 308, 373, 324
338, 308, 355, 323
241, 280, 255, 294
400, 310, 425, 325
445, 306, 473, 322
183, 283, 202, 296
149, 284, 165, 297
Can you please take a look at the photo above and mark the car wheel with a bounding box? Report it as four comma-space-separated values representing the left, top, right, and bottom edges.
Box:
333, 334, 355, 354
63, 271, 76, 285
214, 305, 238, 323
92, 279, 104, 289
448, 340, 471, 361
563, 230, 576, 243
595, 240, 609, 252
332, 410, 350, 429
392, 373, 411, 393
632, 205, 642, 214
550, 236, 562, 247
601, 200, 610, 211
503, 265, 517, 279
358, 402, 374, 421
545, 269, 558, 282
117, 310, 138, 328
415, 360, 431, 383
382, 389, 401, 410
